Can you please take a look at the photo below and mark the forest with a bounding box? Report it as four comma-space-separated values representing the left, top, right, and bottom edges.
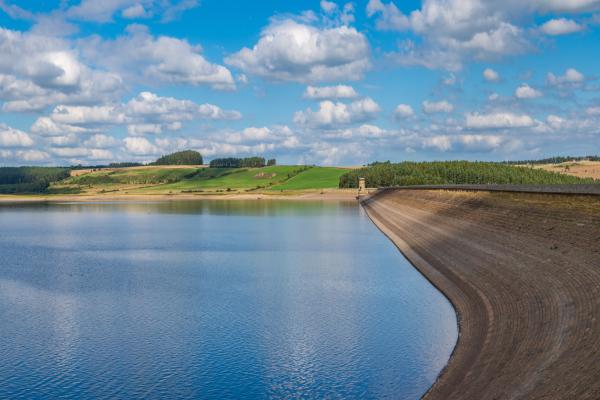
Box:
153, 150, 203, 165
209, 157, 270, 168
339, 161, 596, 188
0, 167, 71, 194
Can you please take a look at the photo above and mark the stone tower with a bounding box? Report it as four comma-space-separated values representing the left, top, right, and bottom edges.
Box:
358, 177, 366, 193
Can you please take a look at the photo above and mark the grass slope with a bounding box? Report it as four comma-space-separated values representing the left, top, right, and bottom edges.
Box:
66, 167, 201, 185
143, 165, 308, 192
271, 167, 349, 190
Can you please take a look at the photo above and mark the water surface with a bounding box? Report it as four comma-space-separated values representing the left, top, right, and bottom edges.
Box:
0, 201, 457, 399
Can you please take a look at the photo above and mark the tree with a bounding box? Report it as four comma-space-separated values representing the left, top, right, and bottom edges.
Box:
267, 158, 276, 166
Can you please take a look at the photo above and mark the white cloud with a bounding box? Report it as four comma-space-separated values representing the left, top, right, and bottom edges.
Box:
83, 134, 119, 148
394, 104, 415, 119
422, 100, 453, 114
0, 124, 34, 147
32, 92, 241, 136
123, 136, 159, 155
223, 125, 297, 146
30, 117, 91, 136
547, 68, 585, 86
66, 0, 199, 23
540, 18, 584, 35
0, 27, 123, 112
304, 85, 358, 99
422, 135, 452, 151
50, 146, 114, 160
126, 91, 241, 121
515, 84, 542, 99
422, 134, 507, 152
320, 0, 338, 13
48, 134, 80, 147
81, 25, 235, 90
294, 97, 380, 127
122, 4, 149, 19
483, 68, 500, 82
367, 1, 530, 70
586, 106, 600, 115
50, 105, 127, 125
466, 112, 535, 129
366, 0, 410, 31
16, 150, 49, 162
225, 19, 370, 83
366, 0, 600, 70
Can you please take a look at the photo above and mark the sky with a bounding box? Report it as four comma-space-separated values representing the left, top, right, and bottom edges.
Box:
0, 0, 599, 166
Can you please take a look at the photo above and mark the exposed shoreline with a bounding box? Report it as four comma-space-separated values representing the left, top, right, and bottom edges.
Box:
362, 189, 600, 399
0, 189, 360, 203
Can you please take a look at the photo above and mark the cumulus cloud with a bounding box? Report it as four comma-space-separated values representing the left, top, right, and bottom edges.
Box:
466, 112, 535, 129
547, 68, 585, 87
225, 19, 370, 83
30, 117, 91, 136
66, 0, 199, 23
293, 97, 380, 127
31, 92, 241, 136
0, 27, 123, 112
83, 134, 119, 148
394, 104, 415, 119
422, 100, 453, 114
304, 85, 358, 99
483, 68, 500, 82
320, 0, 338, 13
123, 136, 159, 155
423, 134, 506, 152
515, 84, 542, 99
16, 150, 49, 162
50, 105, 127, 125
126, 91, 241, 122
367, 0, 532, 70
0, 124, 34, 147
365, 0, 600, 70
540, 18, 584, 35
586, 106, 600, 115
81, 25, 235, 90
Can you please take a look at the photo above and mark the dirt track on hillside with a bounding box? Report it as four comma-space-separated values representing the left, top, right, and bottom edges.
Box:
362, 189, 600, 399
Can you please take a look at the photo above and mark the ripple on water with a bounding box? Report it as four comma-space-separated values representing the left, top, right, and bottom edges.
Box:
0, 201, 457, 399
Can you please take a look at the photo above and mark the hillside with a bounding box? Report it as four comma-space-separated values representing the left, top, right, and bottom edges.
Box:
51, 165, 349, 195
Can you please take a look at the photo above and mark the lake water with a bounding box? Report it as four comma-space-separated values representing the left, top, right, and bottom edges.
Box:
0, 201, 457, 399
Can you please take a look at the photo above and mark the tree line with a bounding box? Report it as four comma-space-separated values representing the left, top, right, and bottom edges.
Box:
0, 167, 71, 194
153, 150, 203, 166
501, 156, 600, 165
339, 161, 597, 188
209, 157, 276, 168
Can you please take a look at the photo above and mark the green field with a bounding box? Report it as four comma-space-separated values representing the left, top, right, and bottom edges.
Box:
141, 165, 309, 192
271, 167, 350, 190
54, 165, 348, 194
66, 167, 201, 185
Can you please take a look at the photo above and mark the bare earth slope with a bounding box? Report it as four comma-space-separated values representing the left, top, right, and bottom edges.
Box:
362, 189, 600, 400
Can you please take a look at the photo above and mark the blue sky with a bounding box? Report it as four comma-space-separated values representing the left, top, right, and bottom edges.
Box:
0, 0, 599, 166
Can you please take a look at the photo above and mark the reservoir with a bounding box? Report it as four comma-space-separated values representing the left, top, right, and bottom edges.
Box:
0, 201, 457, 399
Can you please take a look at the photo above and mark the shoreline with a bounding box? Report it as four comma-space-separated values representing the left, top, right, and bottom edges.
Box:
362, 189, 600, 399
0, 189, 361, 203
